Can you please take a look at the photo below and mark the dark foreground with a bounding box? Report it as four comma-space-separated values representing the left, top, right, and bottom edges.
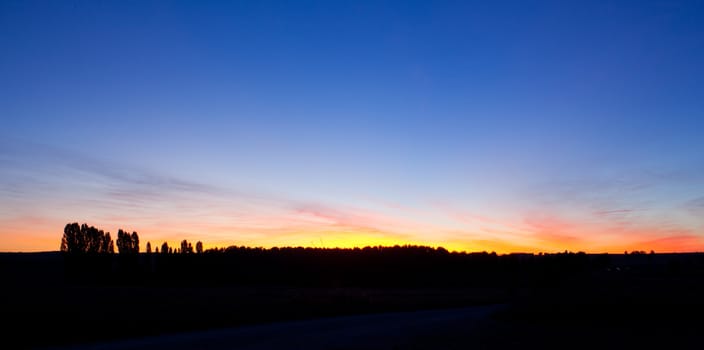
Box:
49, 305, 504, 350
3, 251, 704, 349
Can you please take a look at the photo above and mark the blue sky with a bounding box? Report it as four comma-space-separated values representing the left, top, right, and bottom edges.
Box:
1, 1, 704, 252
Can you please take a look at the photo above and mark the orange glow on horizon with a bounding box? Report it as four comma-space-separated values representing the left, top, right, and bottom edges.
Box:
1, 206, 702, 254
3, 222, 703, 254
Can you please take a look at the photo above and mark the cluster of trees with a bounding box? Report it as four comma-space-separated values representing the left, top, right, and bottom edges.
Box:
153, 239, 203, 254
116, 229, 140, 254
60, 222, 203, 256
60, 223, 114, 254
625, 250, 655, 255
61, 222, 137, 254
60, 222, 206, 282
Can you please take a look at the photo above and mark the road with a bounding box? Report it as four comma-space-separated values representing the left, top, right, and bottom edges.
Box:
54, 305, 504, 350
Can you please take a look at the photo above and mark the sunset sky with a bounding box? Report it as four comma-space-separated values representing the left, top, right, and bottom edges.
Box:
2, 1, 704, 253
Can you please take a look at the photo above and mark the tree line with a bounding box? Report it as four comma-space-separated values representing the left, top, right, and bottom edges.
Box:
60, 222, 202, 255
60, 222, 702, 287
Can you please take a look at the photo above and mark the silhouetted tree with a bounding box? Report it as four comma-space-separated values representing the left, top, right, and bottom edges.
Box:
60, 223, 81, 253
131, 232, 140, 253
102, 232, 112, 253
161, 242, 169, 255
116, 229, 140, 254
146, 242, 152, 254
196, 241, 203, 254
116, 230, 127, 253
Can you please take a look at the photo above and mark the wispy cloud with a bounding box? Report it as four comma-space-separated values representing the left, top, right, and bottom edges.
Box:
0, 140, 431, 250
685, 196, 704, 209
594, 209, 635, 216
2, 139, 704, 253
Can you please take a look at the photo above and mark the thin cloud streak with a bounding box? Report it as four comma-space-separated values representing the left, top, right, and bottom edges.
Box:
1, 140, 703, 253
0, 141, 428, 250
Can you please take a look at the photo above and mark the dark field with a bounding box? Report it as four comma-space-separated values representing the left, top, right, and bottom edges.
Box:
2, 251, 704, 349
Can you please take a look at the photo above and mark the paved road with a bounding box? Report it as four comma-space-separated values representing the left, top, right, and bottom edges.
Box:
57, 305, 504, 350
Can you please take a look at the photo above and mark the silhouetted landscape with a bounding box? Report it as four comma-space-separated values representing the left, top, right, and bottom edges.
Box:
5, 1, 704, 349
1, 223, 704, 349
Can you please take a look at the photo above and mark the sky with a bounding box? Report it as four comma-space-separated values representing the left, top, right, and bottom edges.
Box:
2, 0, 704, 253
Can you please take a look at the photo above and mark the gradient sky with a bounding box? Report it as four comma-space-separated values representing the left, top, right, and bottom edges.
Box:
2, 1, 704, 253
